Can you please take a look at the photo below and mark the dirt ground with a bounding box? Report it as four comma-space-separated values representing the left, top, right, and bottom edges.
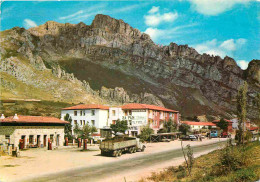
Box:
0, 138, 227, 182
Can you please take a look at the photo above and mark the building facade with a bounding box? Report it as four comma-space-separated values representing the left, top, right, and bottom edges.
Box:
231, 118, 251, 130
109, 103, 179, 136
61, 104, 109, 133
61, 103, 179, 136
0, 114, 68, 149
212, 119, 233, 133
181, 121, 216, 131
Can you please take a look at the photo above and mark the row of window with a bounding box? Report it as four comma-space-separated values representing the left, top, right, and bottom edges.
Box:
74, 120, 95, 126
74, 110, 95, 116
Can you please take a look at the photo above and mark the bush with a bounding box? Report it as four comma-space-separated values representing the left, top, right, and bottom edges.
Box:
139, 126, 154, 142
234, 168, 256, 182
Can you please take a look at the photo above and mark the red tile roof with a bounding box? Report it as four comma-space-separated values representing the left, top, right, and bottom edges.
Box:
182, 121, 216, 126
62, 104, 109, 110
213, 119, 232, 123
121, 103, 178, 112
250, 127, 259, 131
0, 115, 69, 124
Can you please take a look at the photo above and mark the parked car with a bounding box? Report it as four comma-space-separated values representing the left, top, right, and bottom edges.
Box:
180, 135, 190, 141
161, 138, 171, 142
180, 135, 197, 141
189, 135, 197, 141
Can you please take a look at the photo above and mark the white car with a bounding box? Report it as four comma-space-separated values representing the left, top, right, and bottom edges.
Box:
189, 135, 197, 141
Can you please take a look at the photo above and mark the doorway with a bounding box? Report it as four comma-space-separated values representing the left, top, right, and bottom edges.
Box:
56, 134, 60, 146
37, 135, 41, 147
43, 135, 47, 147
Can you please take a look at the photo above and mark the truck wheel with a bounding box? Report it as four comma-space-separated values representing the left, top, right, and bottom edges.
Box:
129, 147, 133, 154
141, 146, 145, 152
101, 150, 106, 156
118, 150, 122, 156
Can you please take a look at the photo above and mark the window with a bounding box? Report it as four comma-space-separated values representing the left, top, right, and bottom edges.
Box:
80, 111, 82, 116
112, 110, 116, 116
29, 135, 34, 144
74, 120, 77, 125
83, 111, 85, 116
91, 110, 95, 116
91, 120, 95, 126
5, 135, 10, 140
74, 111, 77, 116
124, 111, 127, 116
80, 120, 82, 125
129, 110, 132, 116
83, 120, 86, 126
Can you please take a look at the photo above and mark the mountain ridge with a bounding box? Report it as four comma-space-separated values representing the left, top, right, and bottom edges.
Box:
1, 14, 259, 120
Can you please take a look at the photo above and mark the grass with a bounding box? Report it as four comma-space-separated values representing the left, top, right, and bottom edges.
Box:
0, 100, 72, 118
140, 141, 260, 182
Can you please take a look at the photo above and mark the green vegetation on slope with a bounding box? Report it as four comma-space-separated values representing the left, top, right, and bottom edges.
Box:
58, 58, 153, 94
0, 100, 73, 118
141, 141, 260, 182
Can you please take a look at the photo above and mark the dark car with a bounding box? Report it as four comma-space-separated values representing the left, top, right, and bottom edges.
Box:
180, 135, 197, 141
180, 135, 190, 141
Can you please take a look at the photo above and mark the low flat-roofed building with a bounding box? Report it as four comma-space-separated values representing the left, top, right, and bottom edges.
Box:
0, 114, 68, 149
181, 121, 216, 131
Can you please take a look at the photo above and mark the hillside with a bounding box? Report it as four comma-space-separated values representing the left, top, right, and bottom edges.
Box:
0, 14, 259, 119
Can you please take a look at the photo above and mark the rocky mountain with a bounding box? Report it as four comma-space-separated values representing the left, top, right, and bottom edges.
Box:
0, 14, 259, 120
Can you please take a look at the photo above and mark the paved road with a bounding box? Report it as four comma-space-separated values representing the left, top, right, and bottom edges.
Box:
27, 141, 226, 182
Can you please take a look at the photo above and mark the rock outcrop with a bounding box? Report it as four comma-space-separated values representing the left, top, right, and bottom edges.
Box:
1, 14, 259, 119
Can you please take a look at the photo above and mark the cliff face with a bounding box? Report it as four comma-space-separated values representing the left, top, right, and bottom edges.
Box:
1, 14, 259, 119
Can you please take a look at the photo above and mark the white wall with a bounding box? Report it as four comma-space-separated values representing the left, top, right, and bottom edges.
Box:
61, 109, 109, 130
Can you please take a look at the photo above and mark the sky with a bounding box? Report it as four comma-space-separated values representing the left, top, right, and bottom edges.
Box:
1, 0, 259, 69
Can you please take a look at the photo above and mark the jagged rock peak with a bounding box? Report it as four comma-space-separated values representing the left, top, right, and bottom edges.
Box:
245, 59, 260, 84
91, 14, 150, 40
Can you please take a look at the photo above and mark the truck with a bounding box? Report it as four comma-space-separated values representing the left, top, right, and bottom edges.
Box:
99, 136, 146, 157
210, 130, 219, 138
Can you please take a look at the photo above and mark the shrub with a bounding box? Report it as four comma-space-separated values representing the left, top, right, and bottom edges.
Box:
234, 168, 256, 182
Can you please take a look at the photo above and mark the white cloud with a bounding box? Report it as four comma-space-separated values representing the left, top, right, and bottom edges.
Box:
148, 6, 159, 14
220, 39, 236, 51
145, 23, 198, 42
59, 10, 83, 20
237, 60, 249, 70
144, 11, 178, 26
188, 0, 252, 16
193, 38, 247, 58
23, 19, 37, 29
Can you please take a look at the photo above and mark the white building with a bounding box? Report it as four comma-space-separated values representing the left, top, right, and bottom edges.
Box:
61, 103, 179, 137
61, 104, 109, 133
181, 121, 217, 131
231, 118, 251, 130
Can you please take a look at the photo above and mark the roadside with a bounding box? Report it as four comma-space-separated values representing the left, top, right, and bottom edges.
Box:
0, 138, 227, 182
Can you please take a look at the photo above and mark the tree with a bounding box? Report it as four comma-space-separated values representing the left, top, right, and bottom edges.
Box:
64, 114, 73, 140
139, 126, 154, 142
181, 142, 194, 176
179, 123, 191, 135
216, 118, 229, 131
73, 123, 83, 139
110, 119, 128, 135
256, 93, 260, 121
237, 81, 248, 145
163, 119, 177, 133
82, 124, 97, 139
